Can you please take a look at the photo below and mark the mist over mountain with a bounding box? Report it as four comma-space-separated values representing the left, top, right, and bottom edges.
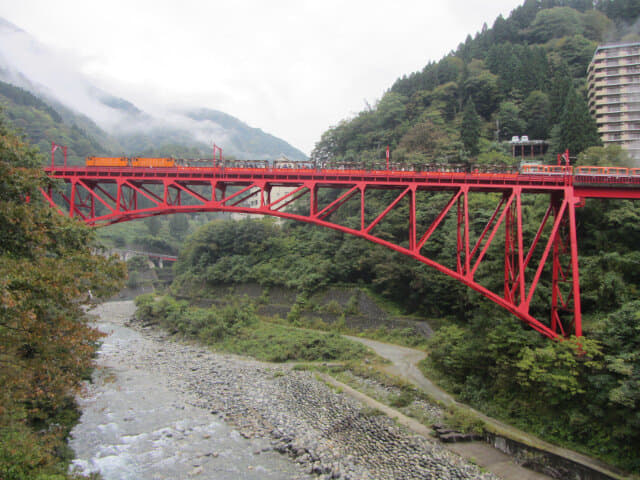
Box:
0, 17, 307, 162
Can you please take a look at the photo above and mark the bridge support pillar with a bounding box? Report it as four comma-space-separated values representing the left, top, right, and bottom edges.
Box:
567, 191, 582, 337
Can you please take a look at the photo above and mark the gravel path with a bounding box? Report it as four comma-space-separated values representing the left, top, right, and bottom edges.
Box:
74, 301, 498, 479
344, 337, 553, 480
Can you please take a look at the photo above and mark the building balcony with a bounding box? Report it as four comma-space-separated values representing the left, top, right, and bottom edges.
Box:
597, 113, 640, 123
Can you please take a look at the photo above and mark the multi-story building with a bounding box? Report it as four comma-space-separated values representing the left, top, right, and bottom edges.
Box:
587, 42, 640, 160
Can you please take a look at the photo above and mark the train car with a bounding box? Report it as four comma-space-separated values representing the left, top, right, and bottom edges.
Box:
130, 157, 176, 168
272, 159, 315, 170
520, 164, 572, 175
236, 160, 269, 169
86, 156, 129, 167
574, 166, 629, 176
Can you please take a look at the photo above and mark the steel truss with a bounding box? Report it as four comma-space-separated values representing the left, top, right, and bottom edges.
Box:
42, 164, 609, 340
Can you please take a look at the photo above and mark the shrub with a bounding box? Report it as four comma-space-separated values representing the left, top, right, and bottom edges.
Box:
389, 389, 415, 408
133, 295, 369, 363
345, 294, 360, 315
126, 271, 141, 289
324, 300, 343, 315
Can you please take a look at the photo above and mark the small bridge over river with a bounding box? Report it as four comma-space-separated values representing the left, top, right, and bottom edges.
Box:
109, 248, 177, 267
42, 148, 640, 340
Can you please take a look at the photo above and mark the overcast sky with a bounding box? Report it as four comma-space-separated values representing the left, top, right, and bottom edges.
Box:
0, 0, 524, 154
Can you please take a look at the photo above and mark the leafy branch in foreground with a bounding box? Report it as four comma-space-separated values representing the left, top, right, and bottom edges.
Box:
0, 115, 125, 479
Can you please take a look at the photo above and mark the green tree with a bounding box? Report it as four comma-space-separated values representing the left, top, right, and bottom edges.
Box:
528, 7, 585, 43
436, 56, 465, 85
311, 125, 340, 166
461, 100, 482, 155
510, 0, 542, 29
515, 338, 602, 407
144, 215, 162, 236
549, 61, 574, 124
552, 87, 602, 155
550, 34, 598, 78
589, 301, 640, 469
464, 69, 500, 118
492, 14, 518, 43
581, 10, 614, 41
596, 0, 640, 23
576, 144, 631, 166
0, 115, 125, 478
376, 92, 407, 130
169, 213, 190, 240
431, 82, 460, 121
497, 101, 526, 140
398, 119, 450, 157
523, 90, 552, 139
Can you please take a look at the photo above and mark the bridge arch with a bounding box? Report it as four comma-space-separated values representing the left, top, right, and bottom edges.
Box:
41, 165, 611, 339
103, 201, 568, 339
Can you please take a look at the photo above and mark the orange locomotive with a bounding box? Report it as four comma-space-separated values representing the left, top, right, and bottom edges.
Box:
85, 157, 177, 168
131, 157, 176, 168
85, 157, 129, 167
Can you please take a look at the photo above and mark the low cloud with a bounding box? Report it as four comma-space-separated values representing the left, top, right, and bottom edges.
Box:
0, 19, 129, 129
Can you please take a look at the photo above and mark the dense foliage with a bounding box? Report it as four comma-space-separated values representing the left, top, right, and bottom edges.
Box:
423, 296, 640, 470
134, 294, 369, 362
172, 214, 465, 316
0, 116, 125, 479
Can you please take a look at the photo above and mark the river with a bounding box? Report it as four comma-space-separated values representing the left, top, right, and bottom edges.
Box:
68, 301, 496, 479
69, 301, 310, 479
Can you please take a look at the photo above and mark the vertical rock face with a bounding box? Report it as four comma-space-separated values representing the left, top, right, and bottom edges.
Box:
73, 301, 496, 480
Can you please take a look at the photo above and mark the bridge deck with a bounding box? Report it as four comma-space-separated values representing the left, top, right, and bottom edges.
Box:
44, 166, 640, 199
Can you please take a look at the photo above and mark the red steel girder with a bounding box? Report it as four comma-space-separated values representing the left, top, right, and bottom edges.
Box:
43, 165, 638, 340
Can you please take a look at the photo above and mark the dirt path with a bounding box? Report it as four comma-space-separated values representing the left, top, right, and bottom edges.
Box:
344, 337, 454, 406
344, 336, 624, 480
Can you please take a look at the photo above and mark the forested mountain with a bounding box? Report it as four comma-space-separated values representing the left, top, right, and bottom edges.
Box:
0, 17, 307, 162
0, 80, 120, 163
185, 108, 309, 161
172, 0, 640, 472
311, 0, 640, 166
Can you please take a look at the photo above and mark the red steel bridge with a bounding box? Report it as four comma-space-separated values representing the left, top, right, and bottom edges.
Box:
42, 146, 640, 340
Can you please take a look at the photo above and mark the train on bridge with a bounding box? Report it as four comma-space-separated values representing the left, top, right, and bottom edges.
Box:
84, 155, 640, 180
85, 156, 305, 169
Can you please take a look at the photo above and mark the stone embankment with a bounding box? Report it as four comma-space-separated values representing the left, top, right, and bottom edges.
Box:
93, 301, 496, 480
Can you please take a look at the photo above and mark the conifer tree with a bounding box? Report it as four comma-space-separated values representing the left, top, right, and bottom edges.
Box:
461, 100, 482, 156
553, 86, 602, 155
145, 215, 162, 236
549, 61, 574, 124
523, 90, 552, 139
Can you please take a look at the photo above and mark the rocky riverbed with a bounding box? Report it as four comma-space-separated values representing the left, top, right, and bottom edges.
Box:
70, 301, 497, 479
